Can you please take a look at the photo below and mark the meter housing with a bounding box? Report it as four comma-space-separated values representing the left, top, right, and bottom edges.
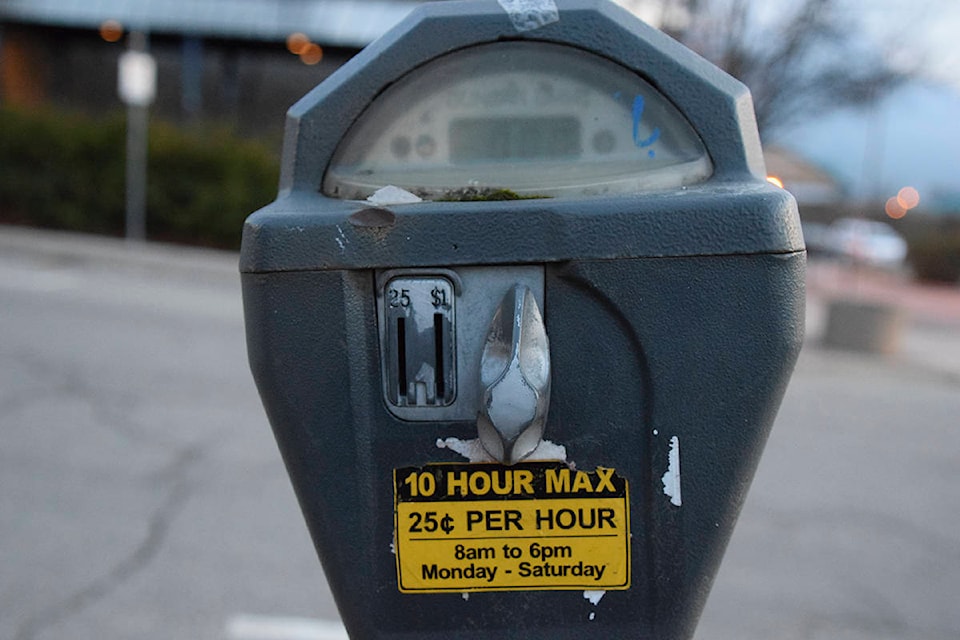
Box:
241, 1, 804, 638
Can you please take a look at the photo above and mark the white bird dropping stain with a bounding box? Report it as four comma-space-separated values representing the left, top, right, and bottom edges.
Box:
661, 436, 682, 507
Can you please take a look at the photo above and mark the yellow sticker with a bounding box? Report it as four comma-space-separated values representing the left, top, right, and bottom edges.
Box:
394, 462, 630, 593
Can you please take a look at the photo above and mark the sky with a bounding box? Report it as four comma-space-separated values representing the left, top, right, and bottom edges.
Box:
620, 0, 960, 90
774, 0, 960, 208
858, 0, 960, 91
780, 81, 960, 207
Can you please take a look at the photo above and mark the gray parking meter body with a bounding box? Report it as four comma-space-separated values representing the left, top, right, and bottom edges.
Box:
241, 0, 805, 638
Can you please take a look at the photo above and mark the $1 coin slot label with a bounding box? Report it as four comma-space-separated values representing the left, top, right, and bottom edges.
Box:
393, 462, 631, 593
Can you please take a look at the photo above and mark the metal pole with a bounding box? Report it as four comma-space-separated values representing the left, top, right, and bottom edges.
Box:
124, 31, 150, 241
125, 101, 148, 241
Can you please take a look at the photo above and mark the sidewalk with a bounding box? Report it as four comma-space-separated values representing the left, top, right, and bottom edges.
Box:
806, 259, 960, 380
3, 224, 959, 378
0, 224, 239, 281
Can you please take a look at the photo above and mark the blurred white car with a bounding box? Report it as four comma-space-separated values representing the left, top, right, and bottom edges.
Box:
823, 218, 908, 268
801, 222, 833, 257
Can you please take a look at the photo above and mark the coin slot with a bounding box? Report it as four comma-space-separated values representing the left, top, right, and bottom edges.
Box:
434, 313, 445, 399
397, 317, 408, 399
381, 274, 457, 409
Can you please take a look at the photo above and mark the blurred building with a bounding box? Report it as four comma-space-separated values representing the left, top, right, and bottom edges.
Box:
0, 0, 853, 215
0, 0, 423, 138
764, 145, 846, 223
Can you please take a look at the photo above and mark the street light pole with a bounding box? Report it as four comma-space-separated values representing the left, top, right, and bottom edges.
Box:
119, 30, 156, 241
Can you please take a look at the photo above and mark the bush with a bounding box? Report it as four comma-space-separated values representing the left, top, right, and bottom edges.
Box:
0, 106, 279, 249
0, 107, 126, 232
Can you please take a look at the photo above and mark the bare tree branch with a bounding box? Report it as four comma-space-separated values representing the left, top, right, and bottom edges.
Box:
663, 0, 912, 136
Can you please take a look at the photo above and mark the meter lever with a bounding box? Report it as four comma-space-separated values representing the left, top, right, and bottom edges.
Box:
477, 284, 551, 464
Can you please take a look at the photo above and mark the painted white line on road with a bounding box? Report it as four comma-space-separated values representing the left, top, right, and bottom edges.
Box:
225, 614, 348, 640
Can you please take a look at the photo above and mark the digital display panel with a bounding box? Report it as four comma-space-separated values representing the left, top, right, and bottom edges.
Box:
450, 117, 582, 163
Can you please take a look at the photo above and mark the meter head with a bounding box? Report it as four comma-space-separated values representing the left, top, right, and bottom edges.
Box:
323, 42, 712, 201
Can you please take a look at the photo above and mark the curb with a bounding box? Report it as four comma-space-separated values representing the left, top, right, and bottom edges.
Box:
0, 225, 239, 280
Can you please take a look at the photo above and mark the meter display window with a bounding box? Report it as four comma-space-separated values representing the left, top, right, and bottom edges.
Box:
323, 42, 712, 200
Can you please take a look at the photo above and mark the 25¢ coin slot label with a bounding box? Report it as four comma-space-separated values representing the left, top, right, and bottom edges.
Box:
393, 462, 630, 593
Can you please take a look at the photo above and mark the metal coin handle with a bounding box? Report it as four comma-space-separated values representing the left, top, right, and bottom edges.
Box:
477, 284, 551, 464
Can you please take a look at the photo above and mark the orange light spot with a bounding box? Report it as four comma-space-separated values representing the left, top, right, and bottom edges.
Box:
766, 175, 784, 189
896, 186, 920, 210
99, 20, 124, 43
299, 43, 323, 65
286, 32, 311, 55
885, 196, 908, 219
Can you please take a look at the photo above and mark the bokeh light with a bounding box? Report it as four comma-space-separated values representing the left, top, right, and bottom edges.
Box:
885, 196, 908, 219
766, 175, 784, 189
896, 186, 920, 210
300, 43, 324, 65
99, 20, 124, 43
286, 32, 311, 55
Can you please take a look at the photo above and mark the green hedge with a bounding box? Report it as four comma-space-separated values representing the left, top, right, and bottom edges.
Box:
0, 106, 279, 249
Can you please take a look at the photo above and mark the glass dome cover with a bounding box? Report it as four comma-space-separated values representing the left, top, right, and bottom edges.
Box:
323, 42, 712, 200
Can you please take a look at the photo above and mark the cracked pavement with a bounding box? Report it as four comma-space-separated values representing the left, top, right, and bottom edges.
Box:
2, 226, 959, 639
0, 227, 337, 640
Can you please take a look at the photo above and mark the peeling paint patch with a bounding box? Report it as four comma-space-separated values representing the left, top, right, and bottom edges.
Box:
334, 225, 348, 251
437, 437, 567, 463
526, 439, 568, 462
436, 437, 493, 463
661, 436, 682, 507
497, 0, 559, 32
583, 590, 605, 606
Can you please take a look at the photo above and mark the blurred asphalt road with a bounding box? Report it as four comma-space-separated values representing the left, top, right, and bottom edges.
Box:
2, 226, 959, 640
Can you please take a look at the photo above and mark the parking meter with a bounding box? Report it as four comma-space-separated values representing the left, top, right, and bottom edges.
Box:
241, 0, 805, 638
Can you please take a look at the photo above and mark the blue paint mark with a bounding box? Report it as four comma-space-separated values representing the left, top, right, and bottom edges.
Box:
632, 95, 661, 149
648, 149, 656, 158
639, 129, 661, 147
631, 96, 644, 142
